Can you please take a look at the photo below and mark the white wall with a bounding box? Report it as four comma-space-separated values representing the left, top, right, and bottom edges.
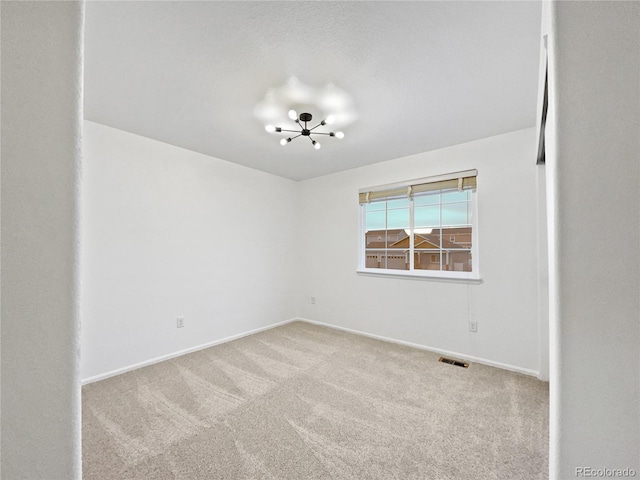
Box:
545, 2, 640, 477
1, 2, 83, 478
297, 128, 542, 375
82, 123, 545, 380
536, 165, 549, 382
81, 121, 298, 380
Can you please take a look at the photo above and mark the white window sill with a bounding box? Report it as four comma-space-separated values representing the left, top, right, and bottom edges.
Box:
356, 269, 482, 284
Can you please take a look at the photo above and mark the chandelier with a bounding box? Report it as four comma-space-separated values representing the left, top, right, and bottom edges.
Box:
265, 110, 344, 150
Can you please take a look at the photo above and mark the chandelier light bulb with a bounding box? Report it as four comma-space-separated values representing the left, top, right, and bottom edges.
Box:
313, 141, 321, 150
325, 114, 335, 125
288, 109, 298, 121
335, 131, 345, 139
265, 125, 276, 133
280, 138, 289, 146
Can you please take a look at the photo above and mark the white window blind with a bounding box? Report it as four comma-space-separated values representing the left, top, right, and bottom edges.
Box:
358, 170, 477, 204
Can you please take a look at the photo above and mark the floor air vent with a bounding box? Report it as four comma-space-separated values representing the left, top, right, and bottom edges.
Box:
439, 357, 469, 368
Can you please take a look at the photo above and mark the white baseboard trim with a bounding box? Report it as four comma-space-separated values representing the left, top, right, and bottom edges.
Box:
82, 316, 540, 384
296, 317, 540, 378
81, 318, 299, 385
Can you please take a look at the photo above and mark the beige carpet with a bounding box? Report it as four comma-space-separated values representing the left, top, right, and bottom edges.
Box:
82, 321, 548, 479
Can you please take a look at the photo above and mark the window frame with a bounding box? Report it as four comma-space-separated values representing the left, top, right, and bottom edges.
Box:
357, 172, 480, 281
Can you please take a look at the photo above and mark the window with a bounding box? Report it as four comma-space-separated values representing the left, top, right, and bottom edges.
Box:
358, 170, 478, 279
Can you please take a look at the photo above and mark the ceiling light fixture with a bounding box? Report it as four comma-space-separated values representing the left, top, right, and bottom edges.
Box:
265, 110, 344, 150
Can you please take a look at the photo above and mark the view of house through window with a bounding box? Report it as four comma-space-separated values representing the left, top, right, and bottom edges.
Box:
359, 173, 476, 276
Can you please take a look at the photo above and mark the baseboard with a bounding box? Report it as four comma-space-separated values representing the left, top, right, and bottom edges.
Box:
82, 316, 540, 384
297, 317, 540, 378
81, 318, 299, 385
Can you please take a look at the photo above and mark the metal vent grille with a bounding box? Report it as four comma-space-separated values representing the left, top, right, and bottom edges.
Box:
438, 357, 469, 368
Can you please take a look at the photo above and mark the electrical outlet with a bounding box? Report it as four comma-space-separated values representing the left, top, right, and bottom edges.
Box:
311, 296, 316, 305
177, 317, 185, 328
469, 320, 477, 333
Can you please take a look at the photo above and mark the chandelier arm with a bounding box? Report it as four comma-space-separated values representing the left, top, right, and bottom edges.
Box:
310, 132, 334, 136
289, 133, 303, 140
278, 128, 301, 133
295, 119, 304, 129
309, 122, 325, 131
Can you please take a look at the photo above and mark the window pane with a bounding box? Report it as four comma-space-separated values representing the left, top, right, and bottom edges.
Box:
365, 201, 385, 213
364, 247, 385, 269
414, 250, 441, 270
414, 194, 440, 206
387, 198, 409, 209
443, 251, 472, 272
364, 228, 410, 271
365, 210, 386, 230
441, 202, 469, 226
443, 227, 472, 248
384, 250, 410, 270
364, 230, 386, 269
415, 205, 440, 228
442, 190, 469, 203
387, 207, 409, 229
445, 227, 472, 249
415, 231, 440, 248
365, 230, 388, 247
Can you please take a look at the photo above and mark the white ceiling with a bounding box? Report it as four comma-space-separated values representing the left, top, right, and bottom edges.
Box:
84, 1, 542, 181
